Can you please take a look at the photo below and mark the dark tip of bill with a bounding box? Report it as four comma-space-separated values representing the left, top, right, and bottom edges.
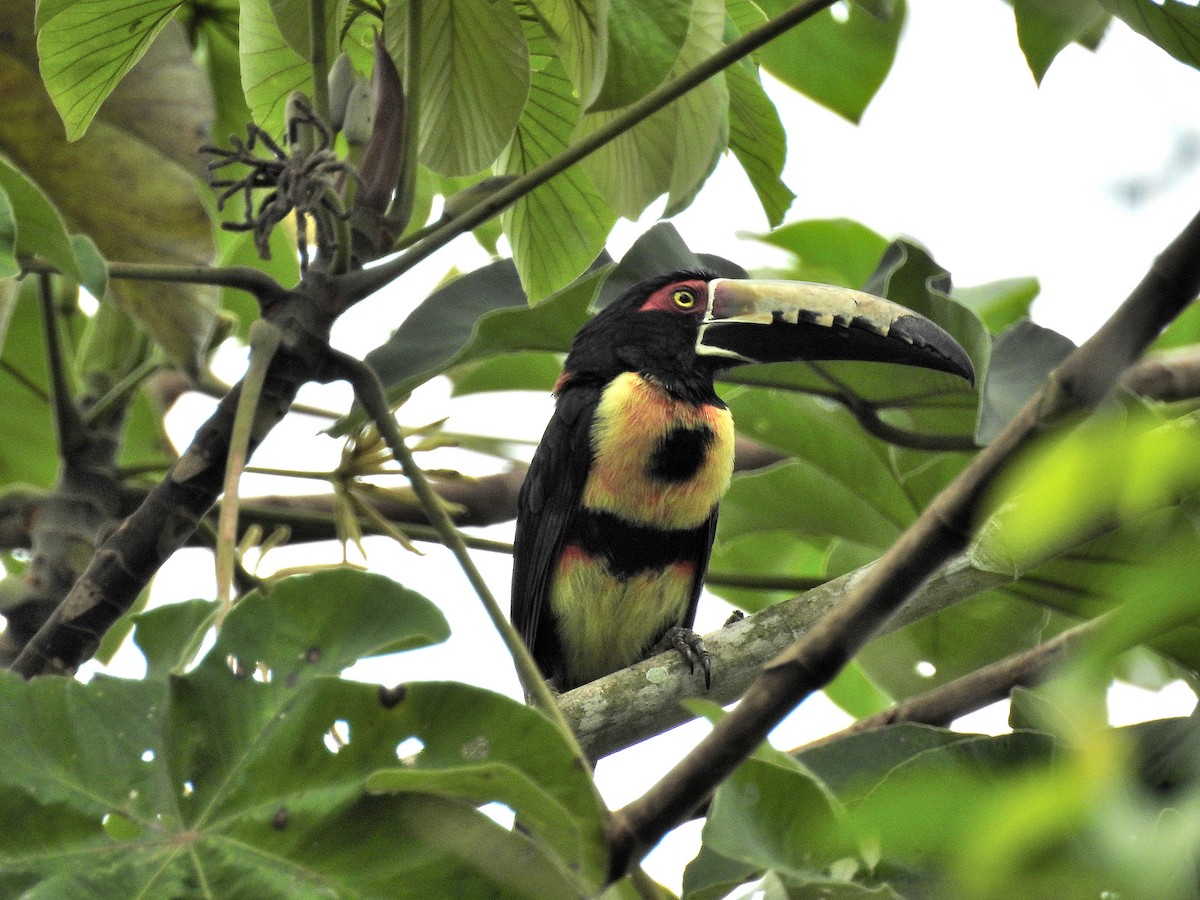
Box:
888, 315, 976, 385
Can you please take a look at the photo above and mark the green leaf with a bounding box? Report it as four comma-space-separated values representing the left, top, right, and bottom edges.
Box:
1, 10, 219, 373
589, 0, 690, 111
364, 259, 534, 395
36, 0, 184, 140
1097, 0, 1200, 71
848, 732, 1056, 866
755, 0, 905, 122
857, 592, 1076, 700
977, 320, 1075, 445
268, 0, 337, 63
213, 569, 450, 674
498, 28, 616, 301
578, 0, 728, 219
214, 226, 299, 339
704, 750, 855, 878
726, 39, 794, 227
69, 234, 107, 300
952, 276, 1040, 333
0, 157, 83, 283
132, 599, 219, 677
798, 723, 981, 807
1153, 294, 1200, 351
239, 0, 311, 137
752, 218, 890, 288
707, 530, 827, 613
719, 390, 917, 550
823, 660, 893, 719
385, 0, 531, 177
526, 0, 607, 108
0, 570, 607, 896
191, 0, 250, 154
0, 280, 82, 487
449, 352, 563, 396
981, 413, 1200, 569
1014, 0, 1111, 84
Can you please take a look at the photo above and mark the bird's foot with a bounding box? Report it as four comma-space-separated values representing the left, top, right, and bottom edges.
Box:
656, 626, 711, 689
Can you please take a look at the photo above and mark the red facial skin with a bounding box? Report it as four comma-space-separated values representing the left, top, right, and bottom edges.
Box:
636, 279, 710, 316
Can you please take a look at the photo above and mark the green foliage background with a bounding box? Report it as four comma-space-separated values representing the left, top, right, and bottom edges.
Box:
0, 0, 1199, 896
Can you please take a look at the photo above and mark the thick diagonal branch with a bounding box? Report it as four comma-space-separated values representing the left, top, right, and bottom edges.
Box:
9, 293, 337, 677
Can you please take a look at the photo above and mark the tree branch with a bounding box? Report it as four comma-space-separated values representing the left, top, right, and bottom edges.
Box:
605, 205, 1200, 876
798, 614, 1104, 752
8, 286, 336, 677
20, 258, 290, 303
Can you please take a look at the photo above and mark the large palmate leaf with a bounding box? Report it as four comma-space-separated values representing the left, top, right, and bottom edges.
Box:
0, 570, 608, 897
2, 3, 217, 374
36, 0, 185, 140
498, 19, 616, 301
578, 0, 728, 219
385, 0, 531, 177
755, 0, 906, 123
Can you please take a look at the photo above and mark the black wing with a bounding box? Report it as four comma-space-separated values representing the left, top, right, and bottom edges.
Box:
511, 384, 600, 683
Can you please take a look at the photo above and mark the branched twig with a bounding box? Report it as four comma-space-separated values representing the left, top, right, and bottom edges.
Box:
605, 206, 1200, 877
8, 282, 337, 677
798, 615, 1104, 752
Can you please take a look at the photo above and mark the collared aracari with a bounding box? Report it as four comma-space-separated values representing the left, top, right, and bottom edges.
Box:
511, 271, 974, 692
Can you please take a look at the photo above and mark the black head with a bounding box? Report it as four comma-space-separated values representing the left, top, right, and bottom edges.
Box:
560, 270, 722, 403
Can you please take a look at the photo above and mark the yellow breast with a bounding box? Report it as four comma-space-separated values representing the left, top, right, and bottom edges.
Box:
552, 548, 696, 686
581, 372, 734, 530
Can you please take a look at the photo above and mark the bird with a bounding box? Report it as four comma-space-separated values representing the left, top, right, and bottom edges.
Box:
511, 270, 974, 692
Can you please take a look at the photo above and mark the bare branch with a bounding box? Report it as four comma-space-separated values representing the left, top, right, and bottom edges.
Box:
1121, 346, 1200, 403
799, 615, 1103, 751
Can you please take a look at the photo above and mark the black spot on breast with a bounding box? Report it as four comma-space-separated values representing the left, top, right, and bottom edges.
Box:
648, 426, 714, 483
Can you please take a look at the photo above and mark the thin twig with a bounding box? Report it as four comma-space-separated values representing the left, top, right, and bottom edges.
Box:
323, 347, 590, 762
799, 616, 1105, 753
216, 321, 281, 614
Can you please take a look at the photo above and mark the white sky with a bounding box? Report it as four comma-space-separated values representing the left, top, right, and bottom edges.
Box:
94, 2, 1200, 892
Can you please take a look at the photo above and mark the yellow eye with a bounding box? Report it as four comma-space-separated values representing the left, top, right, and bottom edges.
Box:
672, 288, 696, 309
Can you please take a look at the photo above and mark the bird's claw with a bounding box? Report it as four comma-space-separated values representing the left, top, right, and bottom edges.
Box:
658, 626, 711, 689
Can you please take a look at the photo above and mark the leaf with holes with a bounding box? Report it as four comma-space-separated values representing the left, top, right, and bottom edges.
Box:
0, 570, 604, 897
